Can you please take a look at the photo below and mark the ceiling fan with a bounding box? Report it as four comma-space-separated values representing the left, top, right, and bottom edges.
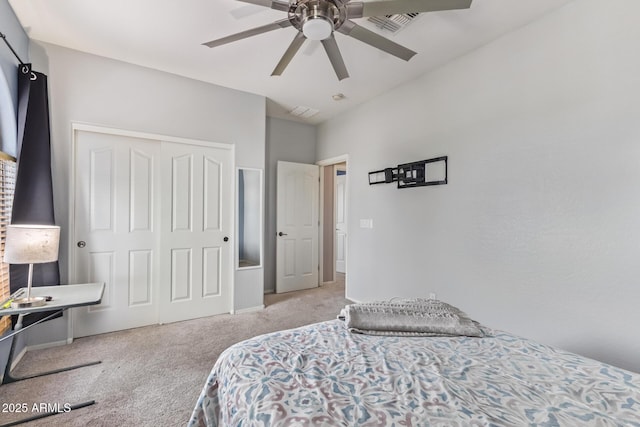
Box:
203, 0, 472, 80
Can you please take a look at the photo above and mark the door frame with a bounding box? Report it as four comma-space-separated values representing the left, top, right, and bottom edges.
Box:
334, 166, 347, 274
317, 154, 349, 287
69, 123, 235, 336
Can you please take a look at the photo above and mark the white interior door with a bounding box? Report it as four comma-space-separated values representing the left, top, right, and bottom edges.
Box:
335, 170, 347, 274
73, 127, 233, 336
276, 161, 319, 293
158, 141, 233, 323
73, 130, 161, 337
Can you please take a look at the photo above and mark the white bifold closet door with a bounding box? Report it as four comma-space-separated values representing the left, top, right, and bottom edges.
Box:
72, 128, 233, 337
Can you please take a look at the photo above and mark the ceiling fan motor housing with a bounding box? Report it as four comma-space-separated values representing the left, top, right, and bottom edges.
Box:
292, 0, 344, 40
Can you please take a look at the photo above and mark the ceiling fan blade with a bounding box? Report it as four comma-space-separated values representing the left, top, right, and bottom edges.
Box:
338, 20, 416, 61
272, 32, 307, 76
236, 0, 290, 12
203, 18, 292, 48
321, 34, 349, 81
346, 0, 471, 18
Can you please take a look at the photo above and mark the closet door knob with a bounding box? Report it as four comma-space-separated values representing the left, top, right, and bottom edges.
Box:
223, 237, 229, 242
77, 241, 86, 248
278, 232, 288, 237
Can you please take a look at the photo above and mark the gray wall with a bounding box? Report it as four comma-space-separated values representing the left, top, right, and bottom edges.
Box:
317, 0, 640, 373
0, 0, 27, 157
265, 117, 317, 293
20, 41, 266, 350
40, 43, 266, 312
0, 0, 29, 381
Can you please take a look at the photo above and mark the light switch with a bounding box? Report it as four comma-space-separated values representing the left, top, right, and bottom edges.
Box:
359, 219, 373, 229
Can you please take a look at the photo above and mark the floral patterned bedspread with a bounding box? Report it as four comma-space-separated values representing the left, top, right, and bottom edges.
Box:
188, 320, 640, 426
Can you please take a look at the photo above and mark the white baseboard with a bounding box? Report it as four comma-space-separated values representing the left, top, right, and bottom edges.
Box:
4, 334, 70, 372
10, 346, 27, 371
233, 305, 265, 314
25, 339, 69, 352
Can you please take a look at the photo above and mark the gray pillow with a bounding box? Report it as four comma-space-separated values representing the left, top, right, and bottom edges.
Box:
339, 298, 484, 337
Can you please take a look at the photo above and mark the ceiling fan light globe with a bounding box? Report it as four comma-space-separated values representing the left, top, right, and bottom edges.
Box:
303, 17, 333, 40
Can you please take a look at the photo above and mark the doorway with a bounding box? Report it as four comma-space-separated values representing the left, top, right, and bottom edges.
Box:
318, 155, 348, 287
335, 164, 347, 275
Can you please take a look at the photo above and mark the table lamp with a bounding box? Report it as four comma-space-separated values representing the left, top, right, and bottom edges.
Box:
3, 224, 60, 309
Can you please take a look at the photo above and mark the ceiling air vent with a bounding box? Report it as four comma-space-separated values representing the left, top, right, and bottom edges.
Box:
289, 106, 319, 119
367, 13, 420, 34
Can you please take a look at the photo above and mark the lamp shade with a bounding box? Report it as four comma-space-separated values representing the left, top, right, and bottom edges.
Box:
3, 224, 60, 264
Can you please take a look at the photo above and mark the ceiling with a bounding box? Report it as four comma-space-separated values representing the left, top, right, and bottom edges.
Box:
9, 0, 574, 124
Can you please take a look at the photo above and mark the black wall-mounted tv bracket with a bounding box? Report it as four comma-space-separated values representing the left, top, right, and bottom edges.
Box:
368, 156, 448, 188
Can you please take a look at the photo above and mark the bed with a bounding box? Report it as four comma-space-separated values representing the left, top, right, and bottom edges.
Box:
188, 300, 640, 426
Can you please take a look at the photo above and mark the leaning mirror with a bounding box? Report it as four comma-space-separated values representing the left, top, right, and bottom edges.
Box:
237, 168, 262, 269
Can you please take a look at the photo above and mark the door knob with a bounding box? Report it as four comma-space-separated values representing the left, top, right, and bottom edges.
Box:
278, 232, 288, 237
223, 236, 229, 242
77, 241, 86, 248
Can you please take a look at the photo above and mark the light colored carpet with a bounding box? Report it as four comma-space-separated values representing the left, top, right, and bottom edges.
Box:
0, 277, 349, 426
